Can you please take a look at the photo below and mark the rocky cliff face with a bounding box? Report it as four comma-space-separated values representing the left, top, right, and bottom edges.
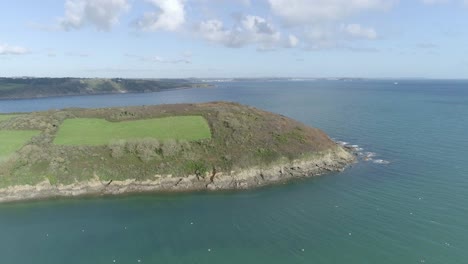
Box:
0, 147, 354, 203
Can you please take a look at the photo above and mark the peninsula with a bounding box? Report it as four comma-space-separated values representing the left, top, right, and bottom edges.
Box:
0, 102, 354, 202
0, 77, 211, 99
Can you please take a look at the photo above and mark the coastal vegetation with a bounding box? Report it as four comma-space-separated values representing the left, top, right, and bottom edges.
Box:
0, 102, 353, 201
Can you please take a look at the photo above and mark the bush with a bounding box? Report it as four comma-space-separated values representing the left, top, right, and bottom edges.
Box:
122, 138, 161, 162
184, 160, 208, 177
161, 139, 180, 157
108, 140, 126, 158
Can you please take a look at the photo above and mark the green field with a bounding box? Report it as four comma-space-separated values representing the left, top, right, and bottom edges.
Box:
0, 130, 41, 157
0, 115, 20, 122
54, 116, 212, 146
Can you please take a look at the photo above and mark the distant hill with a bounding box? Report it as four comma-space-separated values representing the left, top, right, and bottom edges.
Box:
0, 78, 207, 99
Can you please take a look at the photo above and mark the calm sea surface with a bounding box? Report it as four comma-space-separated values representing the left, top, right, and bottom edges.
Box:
1, 80, 468, 264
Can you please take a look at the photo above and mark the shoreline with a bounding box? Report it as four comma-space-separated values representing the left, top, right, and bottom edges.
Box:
0, 147, 354, 204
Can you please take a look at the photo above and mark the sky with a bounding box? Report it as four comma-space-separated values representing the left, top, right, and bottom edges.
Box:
0, 0, 468, 79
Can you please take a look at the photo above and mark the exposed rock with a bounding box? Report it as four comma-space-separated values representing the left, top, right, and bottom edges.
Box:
0, 147, 354, 203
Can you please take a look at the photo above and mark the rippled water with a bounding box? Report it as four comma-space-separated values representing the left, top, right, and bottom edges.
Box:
1, 80, 468, 263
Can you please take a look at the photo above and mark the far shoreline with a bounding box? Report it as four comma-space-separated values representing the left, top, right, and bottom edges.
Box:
0, 85, 199, 101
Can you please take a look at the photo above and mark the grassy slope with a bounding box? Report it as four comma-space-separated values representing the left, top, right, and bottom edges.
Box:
0, 102, 338, 187
0, 130, 40, 157
54, 116, 211, 146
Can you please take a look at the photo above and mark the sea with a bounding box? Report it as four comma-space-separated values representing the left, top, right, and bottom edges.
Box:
0, 79, 467, 264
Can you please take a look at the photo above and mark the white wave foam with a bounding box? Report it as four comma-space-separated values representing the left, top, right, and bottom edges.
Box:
335, 140, 389, 164
336, 141, 348, 146
373, 159, 390, 165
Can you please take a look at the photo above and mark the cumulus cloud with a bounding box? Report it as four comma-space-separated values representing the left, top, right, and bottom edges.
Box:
287, 34, 299, 47
0, 43, 29, 55
341, 24, 377, 39
135, 0, 185, 31
60, 0, 130, 31
197, 15, 281, 50
266, 0, 389, 49
268, 0, 395, 25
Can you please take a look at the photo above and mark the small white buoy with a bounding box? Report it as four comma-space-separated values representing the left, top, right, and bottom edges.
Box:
137, 259, 141, 263
46, 234, 49, 237
301, 249, 305, 252
113, 260, 116, 263
190, 222, 194, 225
335, 205, 339, 208
410, 212, 413, 215
348, 233, 352, 236
82, 229, 85, 232
208, 248, 211, 252
124, 227, 127, 230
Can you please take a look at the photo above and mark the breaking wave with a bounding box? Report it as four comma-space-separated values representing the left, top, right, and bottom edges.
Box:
334, 139, 390, 165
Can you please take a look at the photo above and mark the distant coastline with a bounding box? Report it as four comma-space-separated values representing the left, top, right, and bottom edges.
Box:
0, 77, 213, 100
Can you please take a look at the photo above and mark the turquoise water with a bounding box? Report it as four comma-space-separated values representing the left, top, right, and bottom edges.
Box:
1, 80, 468, 263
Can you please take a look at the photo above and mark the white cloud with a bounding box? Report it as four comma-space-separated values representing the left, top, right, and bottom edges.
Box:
135, 0, 185, 31
0, 43, 29, 55
268, 0, 396, 25
341, 24, 377, 39
60, 0, 130, 31
197, 15, 282, 50
267, 0, 389, 49
288, 34, 299, 47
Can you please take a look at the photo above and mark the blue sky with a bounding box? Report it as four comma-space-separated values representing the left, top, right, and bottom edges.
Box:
1, 0, 467, 78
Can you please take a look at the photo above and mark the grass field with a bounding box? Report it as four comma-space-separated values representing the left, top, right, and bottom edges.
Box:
0, 130, 41, 157
54, 116, 212, 146
0, 115, 20, 122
